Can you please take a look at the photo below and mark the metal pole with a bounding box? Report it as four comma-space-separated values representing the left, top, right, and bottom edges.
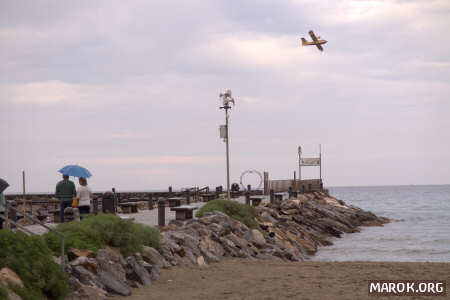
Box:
319, 144, 322, 181
225, 107, 231, 201
22, 171, 26, 216
299, 153, 301, 181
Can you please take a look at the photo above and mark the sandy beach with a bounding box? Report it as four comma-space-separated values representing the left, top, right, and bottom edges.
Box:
112, 258, 449, 300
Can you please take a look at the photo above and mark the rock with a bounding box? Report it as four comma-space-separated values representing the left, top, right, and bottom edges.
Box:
70, 256, 99, 274
98, 271, 131, 296
67, 277, 107, 300
71, 266, 105, 290
0, 268, 23, 288
67, 248, 95, 261
126, 256, 152, 286
244, 229, 266, 248
141, 246, 171, 269
196, 255, 207, 267
64, 207, 80, 222
150, 265, 160, 280
96, 248, 127, 283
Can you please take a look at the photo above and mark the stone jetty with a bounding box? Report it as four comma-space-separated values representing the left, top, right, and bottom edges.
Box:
66, 191, 388, 298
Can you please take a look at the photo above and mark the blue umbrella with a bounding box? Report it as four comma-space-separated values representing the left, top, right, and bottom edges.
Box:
58, 165, 92, 178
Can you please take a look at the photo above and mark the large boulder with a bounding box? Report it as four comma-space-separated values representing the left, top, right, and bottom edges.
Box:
141, 246, 171, 269
70, 256, 99, 274
67, 248, 95, 261
0, 268, 23, 288
71, 265, 105, 290
125, 256, 152, 286
244, 229, 266, 248
97, 271, 131, 296
96, 248, 127, 283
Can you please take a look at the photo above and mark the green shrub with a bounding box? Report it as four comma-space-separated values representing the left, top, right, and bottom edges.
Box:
43, 214, 162, 256
0, 284, 8, 300
196, 199, 260, 230
0, 230, 69, 300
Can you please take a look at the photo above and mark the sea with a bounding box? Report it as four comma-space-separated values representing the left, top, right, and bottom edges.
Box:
312, 185, 450, 262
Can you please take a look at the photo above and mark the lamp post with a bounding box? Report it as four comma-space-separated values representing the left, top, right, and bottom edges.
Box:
219, 90, 235, 201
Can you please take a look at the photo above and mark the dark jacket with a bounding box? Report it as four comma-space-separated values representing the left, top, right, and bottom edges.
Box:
55, 179, 76, 202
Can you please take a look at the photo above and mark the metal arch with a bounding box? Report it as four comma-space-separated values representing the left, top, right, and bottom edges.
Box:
239, 170, 263, 190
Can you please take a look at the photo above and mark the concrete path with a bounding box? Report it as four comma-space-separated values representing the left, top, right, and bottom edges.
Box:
23, 194, 274, 235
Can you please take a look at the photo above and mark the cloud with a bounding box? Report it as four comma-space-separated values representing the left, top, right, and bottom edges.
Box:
1, 0, 449, 192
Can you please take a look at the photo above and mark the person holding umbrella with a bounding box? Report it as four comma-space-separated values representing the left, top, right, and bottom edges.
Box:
57, 165, 92, 222
76, 177, 93, 216
55, 174, 76, 223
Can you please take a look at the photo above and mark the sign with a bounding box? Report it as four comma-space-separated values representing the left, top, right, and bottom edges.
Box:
300, 157, 320, 166
219, 125, 227, 139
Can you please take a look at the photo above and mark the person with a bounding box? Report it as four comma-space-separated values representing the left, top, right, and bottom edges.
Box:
76, 177, 93, 216
55, 174, 76, 222
0, 191, 5, 229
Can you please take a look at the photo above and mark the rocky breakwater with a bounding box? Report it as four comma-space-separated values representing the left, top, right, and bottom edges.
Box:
65, 191, 388, 298
66, 246, 169, 299
160, 191, 389, 266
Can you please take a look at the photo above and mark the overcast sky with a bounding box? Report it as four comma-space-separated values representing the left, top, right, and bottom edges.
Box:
1, 0, 449, 193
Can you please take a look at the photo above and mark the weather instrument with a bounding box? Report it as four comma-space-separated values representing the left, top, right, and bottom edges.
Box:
301, 30, 327, 51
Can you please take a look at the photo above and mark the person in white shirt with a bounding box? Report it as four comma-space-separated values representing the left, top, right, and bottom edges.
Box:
77, 177, 93, 216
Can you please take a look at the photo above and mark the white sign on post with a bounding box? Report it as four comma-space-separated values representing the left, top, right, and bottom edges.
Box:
219, 125, 227, 139
299, 157, 320, 166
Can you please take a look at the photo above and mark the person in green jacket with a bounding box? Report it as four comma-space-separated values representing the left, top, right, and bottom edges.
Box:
55, 174, 76, 222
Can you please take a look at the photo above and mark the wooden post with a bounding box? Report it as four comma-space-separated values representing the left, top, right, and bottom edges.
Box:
319, 144, 322, 181
158, 199, 166, 227
148, 193, 154, 209
22, 171, 26, 216
111, 187, 117, 213
185, 191, 190, 205
263, 171, 269, 195
294, 171, 296, 190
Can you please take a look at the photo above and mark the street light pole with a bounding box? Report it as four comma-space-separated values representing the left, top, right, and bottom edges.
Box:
220, 90, 235, 201
224, 106, 231, 201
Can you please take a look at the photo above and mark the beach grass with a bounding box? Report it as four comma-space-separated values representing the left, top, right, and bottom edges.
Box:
43, 213, 162, 256
195, 199, 260, 230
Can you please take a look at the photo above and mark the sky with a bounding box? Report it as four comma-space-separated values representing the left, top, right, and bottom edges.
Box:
1, 0, 449, 193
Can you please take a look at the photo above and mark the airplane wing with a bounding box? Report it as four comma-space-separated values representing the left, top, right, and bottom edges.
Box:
309, 30, 319, 43
315, 43, 324, 51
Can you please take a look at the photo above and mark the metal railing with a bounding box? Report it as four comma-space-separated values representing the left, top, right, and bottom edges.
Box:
2, 203, 65, 272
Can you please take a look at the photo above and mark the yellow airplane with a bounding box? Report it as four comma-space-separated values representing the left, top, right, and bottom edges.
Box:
301, 30, 327, 51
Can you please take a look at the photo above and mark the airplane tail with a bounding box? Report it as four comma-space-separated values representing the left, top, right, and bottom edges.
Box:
301, 38, 307, 46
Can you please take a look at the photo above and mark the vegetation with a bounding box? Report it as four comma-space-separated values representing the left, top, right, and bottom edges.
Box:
0, 284, 8, 300
43, 214, 162, 256
196, 199, 260, 230
0, 230, 69, 300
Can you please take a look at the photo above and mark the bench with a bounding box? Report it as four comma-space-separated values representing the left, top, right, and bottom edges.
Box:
170, 205, 198, 220
200, 193, 216, 202
167, 197, 184, 207
119, 202, 139, 214
250, 197, 263, 207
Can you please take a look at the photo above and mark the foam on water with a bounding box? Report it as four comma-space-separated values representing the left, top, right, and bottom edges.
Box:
312, 185, 450, 262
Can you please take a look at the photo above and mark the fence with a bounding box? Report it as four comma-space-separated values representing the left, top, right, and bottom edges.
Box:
267, 179, 323, 193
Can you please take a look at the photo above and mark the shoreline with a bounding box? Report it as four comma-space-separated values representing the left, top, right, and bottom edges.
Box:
111, 259, 450, 300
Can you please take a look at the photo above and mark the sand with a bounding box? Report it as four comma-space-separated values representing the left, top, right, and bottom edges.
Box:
111, 259, 449, 300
